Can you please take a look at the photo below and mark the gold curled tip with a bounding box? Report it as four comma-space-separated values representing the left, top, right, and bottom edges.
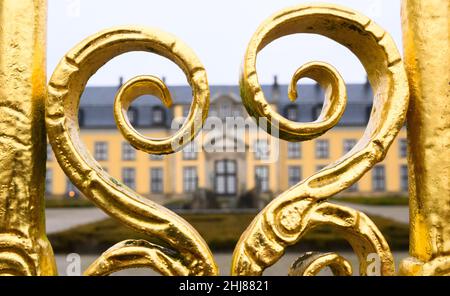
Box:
287, 61, 345, 104
114, 75, 178, 154
241, 30, 348, 142
286, 61, 347, 130
84, 240, 191, 276
289, 252, 353, 276
115, 75, 173, 109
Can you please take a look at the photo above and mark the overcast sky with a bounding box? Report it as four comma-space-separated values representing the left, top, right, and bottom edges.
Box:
48, 0, 402, 86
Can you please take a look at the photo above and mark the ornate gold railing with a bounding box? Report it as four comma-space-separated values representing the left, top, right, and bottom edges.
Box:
0, 0, 448, 276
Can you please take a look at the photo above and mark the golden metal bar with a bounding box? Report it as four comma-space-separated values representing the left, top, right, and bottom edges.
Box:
0, 0, 56, 275
400, 0, 450, 275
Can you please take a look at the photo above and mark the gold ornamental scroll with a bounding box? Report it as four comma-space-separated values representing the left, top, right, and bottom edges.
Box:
0, 0, 57, 275
400, 0, 450, 276
232, 4, 409, 276
46, 27, 217, 276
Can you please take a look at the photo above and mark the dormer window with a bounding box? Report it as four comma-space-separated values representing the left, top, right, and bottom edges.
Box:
366, 105, 373, 122
220, 103, 231, 118
232, 107, 241, 117
78, 109, 85, 127
285, 106, 298, 121
210, 107, 218, 118
152, 106, 165, 125
312, 104, 322, 120
128, 107, 138, 126
182, 105, 189, 117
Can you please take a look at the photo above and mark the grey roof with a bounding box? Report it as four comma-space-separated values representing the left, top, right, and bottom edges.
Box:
79, 83, 373, 128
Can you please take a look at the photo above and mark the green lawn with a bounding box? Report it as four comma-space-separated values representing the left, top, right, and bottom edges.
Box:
46, 195, 409, 209
332, 195, 409, 206
46, 197, 94, 208
48, 212, 409, 253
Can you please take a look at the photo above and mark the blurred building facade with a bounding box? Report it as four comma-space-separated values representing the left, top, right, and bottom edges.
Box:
45, 77, 408, 202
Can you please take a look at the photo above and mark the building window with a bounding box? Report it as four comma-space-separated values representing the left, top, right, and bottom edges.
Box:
372, 165, 386, 192
183, 105, 190, 117
254, 140, 270, 160
209, 107, 218, 118
399, 138, 407, 158
183, 167, 198, 193
219, 103, 232, 118
149, 154, 164, 161
215, 160, 237, 195
66, 178, 79, 198
94, 141, 108, 161
183, 142, 198, 160
78, 109, 85, 127
152, 107, 165, 125
45, 169, 52, 194
122, 168, 136, 190
286, 106, 298, 121
312, 104, 322, 120
255, 166, 269, 193
366, 106, 373, 122
47, 144, 53, 161
128, 107, 138, 126
150, 168, 164, 194
288, 166, 302, 187
122, 142, 136, 161
315, 140, 329, 159
400, 165, 408, 192
288, 142, 301, 159
347, 182, 359, 192
343, 139, 357, 155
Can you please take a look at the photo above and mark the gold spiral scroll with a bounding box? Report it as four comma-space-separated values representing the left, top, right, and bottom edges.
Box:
46, 27, 217, 275
233, 4, 409, 275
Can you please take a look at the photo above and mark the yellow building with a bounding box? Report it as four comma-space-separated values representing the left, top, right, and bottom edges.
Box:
45, 78, 408, 203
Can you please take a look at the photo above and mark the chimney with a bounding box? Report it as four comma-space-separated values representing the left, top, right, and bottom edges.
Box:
364, 75, 370, 89
273, 75, 279, 89
272, 75, 280, 101
315, 81, 321, 90
118, 76, 124, 88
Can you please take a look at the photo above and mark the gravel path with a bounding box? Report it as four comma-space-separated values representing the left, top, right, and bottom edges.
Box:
46, 208, 108, 234
45, 202, 408, 235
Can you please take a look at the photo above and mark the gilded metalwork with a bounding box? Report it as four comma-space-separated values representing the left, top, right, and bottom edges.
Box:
114, 73, 209, 155
46, 27, 217, 276
289, 252, 352, 276
0, 0, 448, 277
399, 0, 450, 276
232, 3, 409, 275
84, 240, 191, 276
0, 0, 56, 276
